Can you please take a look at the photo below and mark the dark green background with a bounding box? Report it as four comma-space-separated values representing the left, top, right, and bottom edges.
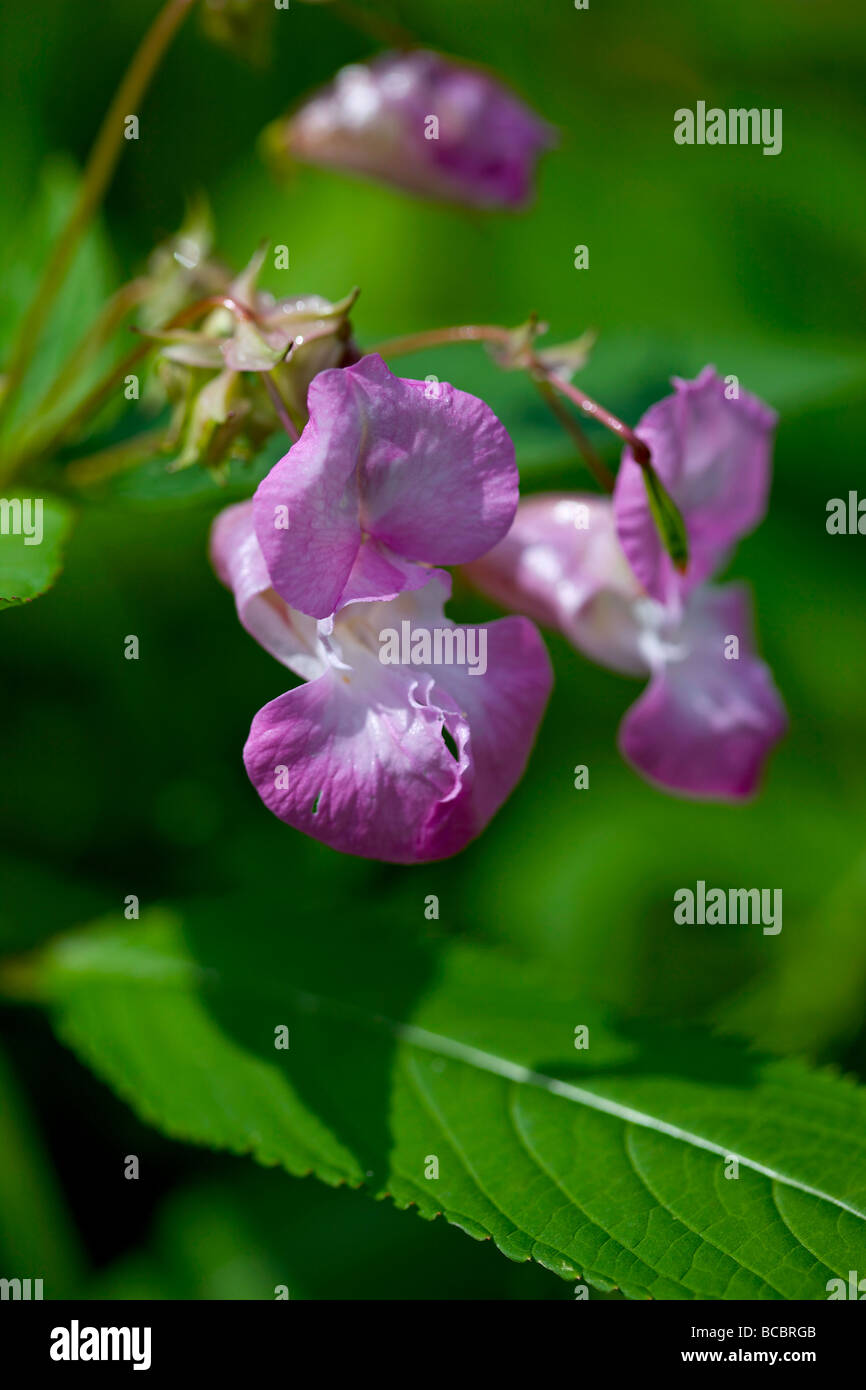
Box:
1, 0, 865, 1298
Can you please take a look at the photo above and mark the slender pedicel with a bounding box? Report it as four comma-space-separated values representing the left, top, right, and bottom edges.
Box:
0, 0, 197, 433
373, 322, 650, 464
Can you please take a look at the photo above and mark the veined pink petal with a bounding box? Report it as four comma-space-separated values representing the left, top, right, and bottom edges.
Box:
427, 616, 553, 833
618, 584, 787, 800
614, 366, 777, 603
465, 493, 648, 676
243, 665, 463, 863
336, 538, 443, 609
466, 493, 785, 801
209, 500, 323, 680
241, 577, 551, 862
213, 508, 551, 861
253, 354, 517, 619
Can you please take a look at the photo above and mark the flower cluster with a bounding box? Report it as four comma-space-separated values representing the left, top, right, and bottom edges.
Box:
211, 355, 552, 861
466, 369, 787, 800
1, 0, 788, 862
194, 49, 786, 857
147, 243, 358, 479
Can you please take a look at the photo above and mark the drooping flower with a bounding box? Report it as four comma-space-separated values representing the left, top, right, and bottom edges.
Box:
211, 501, 552, 861
266, 50, 555, 210
467, 495, 785, 799
252, 353, 519, 619
614, 366, 777, 605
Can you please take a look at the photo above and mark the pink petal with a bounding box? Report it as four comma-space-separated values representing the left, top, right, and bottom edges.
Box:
242, 592, 551, 862
337, 538, 446, 609
614, 366, 777, 603
618, 584, 787, 800
252, 397, 363, 621
243, 666, 463, 863
428, 615, 553, 832
253, 355, 517, 618
465, 493, 648, 676
209, 501, 322, 679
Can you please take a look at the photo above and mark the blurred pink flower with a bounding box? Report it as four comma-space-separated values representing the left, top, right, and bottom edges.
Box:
270, 50, 554, 209
466, 379, 786, 803
614, 366, 777, 605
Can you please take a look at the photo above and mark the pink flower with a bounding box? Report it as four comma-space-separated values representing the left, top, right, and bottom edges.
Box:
614, 366, 777, 605
269, 51, 554, 210
211, 502, 551, 861
466, 488, 786, 801
252, 353, 519, 619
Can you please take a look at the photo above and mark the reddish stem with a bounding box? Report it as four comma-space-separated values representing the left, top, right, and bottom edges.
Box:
546, 373, 651, 466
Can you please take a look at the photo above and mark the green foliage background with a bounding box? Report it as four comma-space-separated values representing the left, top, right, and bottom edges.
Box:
1, 0, 865, 1299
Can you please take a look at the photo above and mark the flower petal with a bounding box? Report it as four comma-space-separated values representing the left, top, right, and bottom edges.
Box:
428, 615, 553, 832
336, 539, 447, 609
210, 500, 323, 680
252, 396, 362, 621
614, 366, 777, 603
618, 584, 787, 800
465, 493, 648, 676
253, 354, 517, 618
243, 665, 462, 862
242, 581, 551, 862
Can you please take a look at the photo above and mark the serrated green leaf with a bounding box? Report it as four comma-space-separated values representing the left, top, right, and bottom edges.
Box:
0, 494, 74, 609
21, 904, 866, 1300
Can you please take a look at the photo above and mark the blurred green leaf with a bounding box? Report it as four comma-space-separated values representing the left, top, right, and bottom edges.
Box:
0, 156, 118, 444
0, 1042, 85, 1294
23, 904, 866, 1300
90, 1167, 576, 1300
0, 495, 74, 609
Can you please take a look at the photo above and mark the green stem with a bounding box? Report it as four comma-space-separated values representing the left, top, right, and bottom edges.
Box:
65, 428, 168, 488
9, 279, 150, 460
0, 0, 198, 432
8, 294, 229, 477
372, 325, 512, 357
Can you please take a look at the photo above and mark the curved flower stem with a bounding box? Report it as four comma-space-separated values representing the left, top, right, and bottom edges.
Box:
373, 321, 647, 473
530, 373, 615, 492
543, 370, 651, 466
0, 0, 197, 433
538, 363, 686, 566
332, 0, 417, 49
372, 325, 512, 357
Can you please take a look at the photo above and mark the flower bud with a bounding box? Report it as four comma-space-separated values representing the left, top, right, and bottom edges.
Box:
266, 50, 554, 210
144, 243, 358, 476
